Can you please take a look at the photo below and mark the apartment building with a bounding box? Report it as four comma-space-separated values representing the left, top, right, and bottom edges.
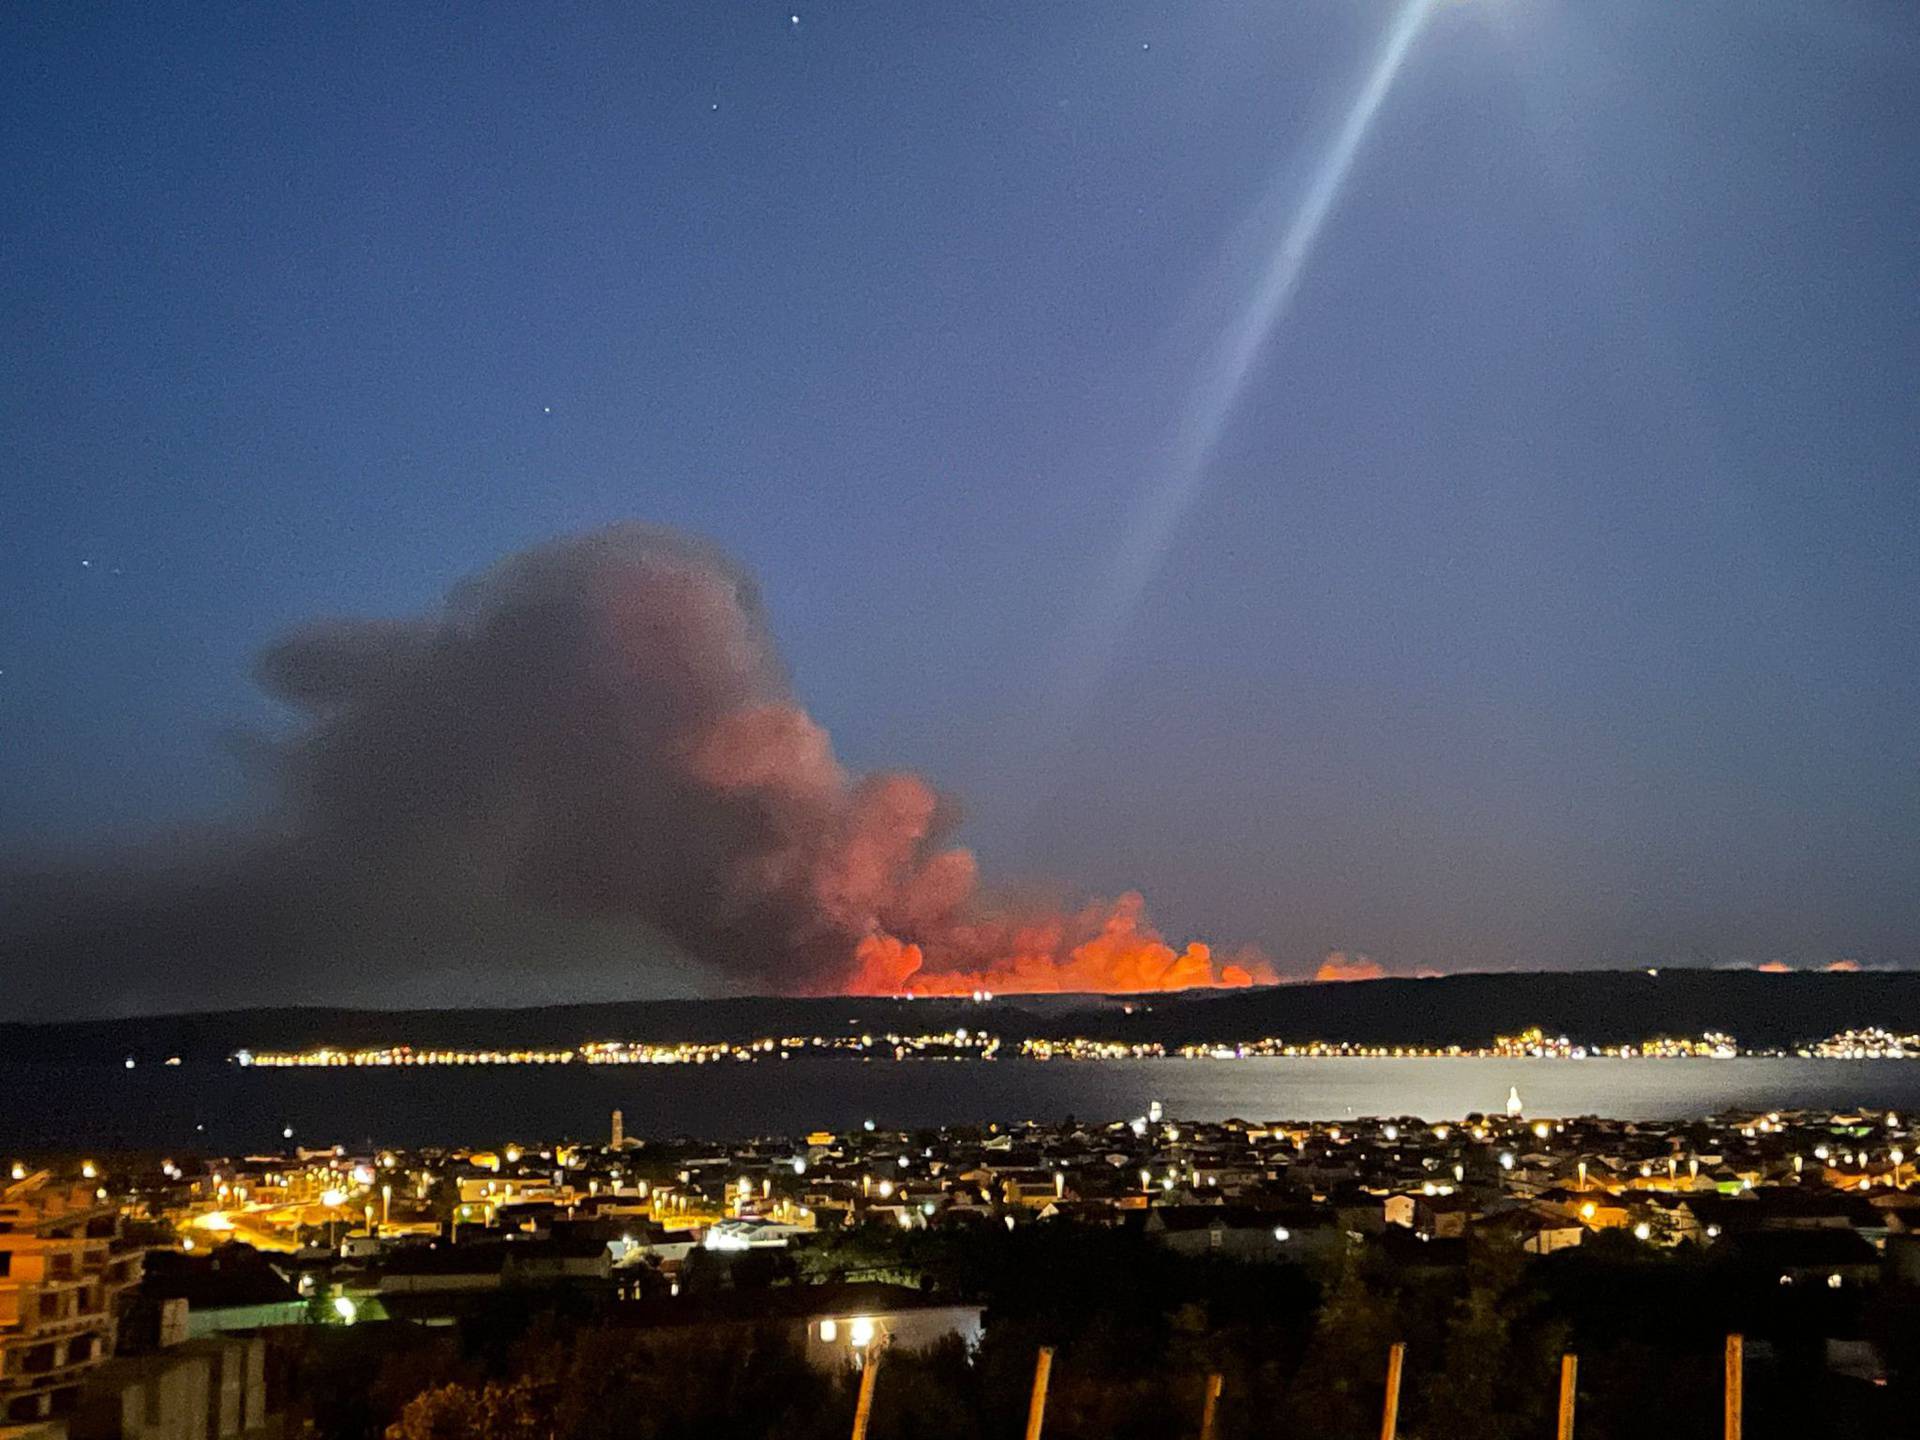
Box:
1, 1175, 143, 1428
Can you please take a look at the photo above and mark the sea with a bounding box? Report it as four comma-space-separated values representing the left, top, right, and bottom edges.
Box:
6, 1057, 1920, 1153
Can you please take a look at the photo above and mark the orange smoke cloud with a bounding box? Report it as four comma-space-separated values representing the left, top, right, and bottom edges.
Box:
1314, 951, 1386, 983
846, 891, 1277, 996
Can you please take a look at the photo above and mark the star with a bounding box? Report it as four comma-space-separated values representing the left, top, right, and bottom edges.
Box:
543, 406, 552, 414
790, 14, 800, 25
80, 558, 93, 568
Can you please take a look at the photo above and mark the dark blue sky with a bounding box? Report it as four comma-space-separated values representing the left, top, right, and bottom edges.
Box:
5, 0, 1918, 1007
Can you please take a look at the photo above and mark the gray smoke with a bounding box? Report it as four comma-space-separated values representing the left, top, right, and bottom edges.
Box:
1, 524, 977, 1014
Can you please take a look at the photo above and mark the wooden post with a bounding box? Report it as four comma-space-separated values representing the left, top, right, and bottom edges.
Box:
1724, 1334, 1742, 1440
1024, 1347, 1054, 1440
1198, 1373, 1224, 1440
1379, 1343, 1405, 1440
1556, 1354, 1577, 1440
849, 1351, 880, 1440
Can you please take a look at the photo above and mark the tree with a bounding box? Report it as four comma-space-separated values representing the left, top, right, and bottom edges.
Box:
387, 1380, 545, 1440
1417, 1239, 1564, 1440
1280, 1260, 1399, 1440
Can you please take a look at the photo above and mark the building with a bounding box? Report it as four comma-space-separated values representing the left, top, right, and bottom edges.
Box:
1142, 1206, 1331, 1262
69, 1336, 276, 1440
0, 1174, 143, 1429
592, 1283, 982, 1373
802, 1291, 984, 1371
136, 1250, 305, 1340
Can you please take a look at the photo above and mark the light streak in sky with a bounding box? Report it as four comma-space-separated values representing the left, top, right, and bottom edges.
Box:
1051, 0, 1438, 725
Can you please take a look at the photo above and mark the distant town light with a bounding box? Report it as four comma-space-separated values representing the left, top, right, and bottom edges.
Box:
1272, 1226, 1290, 1242
849, 1317, 875, 1348
1633, 1222, 1652, 1241
819, 1320, 838, 1342
333, 1296, 357, 1324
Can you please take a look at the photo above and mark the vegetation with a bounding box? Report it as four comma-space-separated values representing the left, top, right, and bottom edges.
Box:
276, 1221, 1917, 1440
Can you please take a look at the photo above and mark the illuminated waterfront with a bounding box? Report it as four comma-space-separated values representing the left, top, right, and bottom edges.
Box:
10, 1056, 1920, 1152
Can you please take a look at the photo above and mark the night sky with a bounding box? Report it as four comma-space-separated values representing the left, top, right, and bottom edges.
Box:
5, 2, 1918, 1017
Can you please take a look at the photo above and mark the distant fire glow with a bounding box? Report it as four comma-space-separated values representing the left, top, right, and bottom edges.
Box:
847, 891, 1276, 996
1314, 952, 1386, 983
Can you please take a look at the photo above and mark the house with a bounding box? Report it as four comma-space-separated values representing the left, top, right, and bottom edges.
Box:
370, 1237, 612, 1297
598, 1284, 982, 1373
1477, 1209, 1583, 1255
1142, 1207, 1324, 1262
1538, 1190, 1630, 1231
138, 1249, 305, 1339
1383, 1192, 1476, 1239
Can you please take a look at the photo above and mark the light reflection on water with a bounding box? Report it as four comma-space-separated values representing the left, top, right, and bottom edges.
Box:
6, 1057, 1920, 1152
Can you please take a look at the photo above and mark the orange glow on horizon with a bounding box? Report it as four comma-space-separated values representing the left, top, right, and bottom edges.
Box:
1313, 952, 1386, 983
844, 891, 1277, 996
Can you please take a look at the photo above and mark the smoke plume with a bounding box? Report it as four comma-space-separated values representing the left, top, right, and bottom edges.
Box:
3, 525, 1271, 1008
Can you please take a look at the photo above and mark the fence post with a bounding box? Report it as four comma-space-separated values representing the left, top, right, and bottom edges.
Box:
1556, 1354, 1577, 1440
1724, 1334, 1742, 1440
849, 1351, 880, 1440
1024, 1346, 1054, 1440
1379, 1343, 1406, 1440
1198, 1373, 1224, 1440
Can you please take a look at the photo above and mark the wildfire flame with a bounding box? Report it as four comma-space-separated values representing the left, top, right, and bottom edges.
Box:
846, 891, 1276, 996
1313, 951, 1386, 983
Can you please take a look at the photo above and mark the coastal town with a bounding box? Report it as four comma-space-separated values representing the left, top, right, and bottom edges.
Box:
225, 1023, 1920, 1069
7, 1095, 1919, 1438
